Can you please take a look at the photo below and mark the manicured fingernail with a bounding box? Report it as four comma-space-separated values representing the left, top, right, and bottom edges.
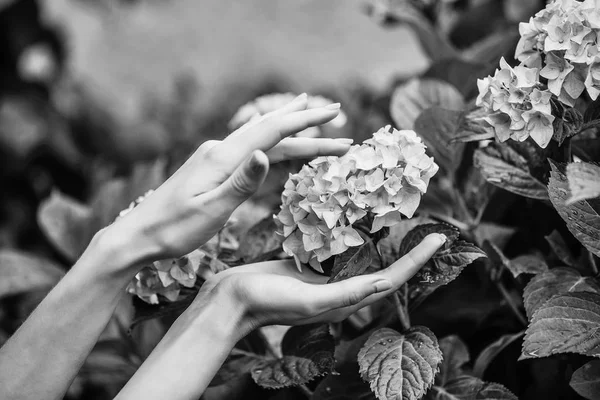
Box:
324, 103, 341, 110
295, 93, 308, 102
373, 279, 393, 293
434, 233, 447, 245
335, 138, 354, 145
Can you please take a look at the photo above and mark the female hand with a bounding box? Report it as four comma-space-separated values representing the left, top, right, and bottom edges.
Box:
198, 232, 446, 335
109, 93, 351, 265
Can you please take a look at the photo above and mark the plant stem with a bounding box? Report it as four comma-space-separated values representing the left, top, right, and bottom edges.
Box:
298, 383, 314, 398
588, 250, 599, 278
393, 289, 411, 331
495, 281, 528, 326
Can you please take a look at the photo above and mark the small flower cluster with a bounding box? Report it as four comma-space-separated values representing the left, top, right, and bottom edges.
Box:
477, 58, 555, 148
276, 125, 438, 272
516, 0, 600, 105
228, 93, 347, 137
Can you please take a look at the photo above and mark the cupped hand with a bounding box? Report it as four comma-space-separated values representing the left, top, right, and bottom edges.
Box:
201, 233, 446, 333
111, 94, 351, 262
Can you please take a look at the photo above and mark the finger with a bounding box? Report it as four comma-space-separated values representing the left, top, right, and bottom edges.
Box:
235, 93, 309, 134
265, 137, 353, 163
231, 260, 328, 284
207, 150, 270, 212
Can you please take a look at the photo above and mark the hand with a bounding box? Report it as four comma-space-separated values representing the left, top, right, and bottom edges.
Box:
199, 233, 446, 335
108, 94, 351, 265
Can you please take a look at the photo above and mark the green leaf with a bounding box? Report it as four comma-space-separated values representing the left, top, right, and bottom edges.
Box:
413, 107, 466, 175
236, 216, 282, 263
424, 376, 518, 400
358, 326, 443, 400
474, 142, 548, 200
473, 331, 524, 378
0, 250, 65, 299
544, 230, 577, 268
37, 191, 93, 262
390, 78, 464, 130
521, 292, 600, 359
570, 360, 600, 400
566, 162, 600, 204
522, 267, 600, 319
436, 335, 469, 386
251, 323, 335, 389
313, 365, 376, 400
329, 238, 374, 283
548, 160, 600, 257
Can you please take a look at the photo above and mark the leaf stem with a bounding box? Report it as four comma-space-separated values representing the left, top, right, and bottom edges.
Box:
588, 250, 599, 277
495, 281, 527, 327
393, 288, 411, 331
298, 384, 314, 398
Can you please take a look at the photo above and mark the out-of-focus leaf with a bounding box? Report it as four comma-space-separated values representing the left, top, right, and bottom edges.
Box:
474, 142, 548, 200
544, 230, 577, 268
548, 160, 600, 257
437, 335, 469, 386
236, 216, 282, 263
313, 365, 376, 400
452, 106, 495, 143
424, 59, 491, 99
472, 222, 516, 249
130, 287, 198, 330
0, 250, 65, 299
390, 78, 464, 130
584, 98, 600, 123
251, 323, 335, 389
485, 242, 548, 278
522, 267, 600, 320
570, 360, 600, 400
414, 107, 466, 175
521, 292, 600, 359
473, 331, 524, 378
358, 326, 443, 400
80, 346, 138, 390
329, 238, 373, 283
424, 376, 518, 400
37, 191, 93, 261
461, 29, 521, 66
566, 162, 600, 204
211, 353, 260, 387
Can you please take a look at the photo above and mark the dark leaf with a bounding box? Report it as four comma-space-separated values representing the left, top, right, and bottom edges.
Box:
251, 323, 335, 389
237, 216, 282, 263
0, 250, 65, 299
437, 335, 470, 386
566, 162, 600, 204
548, 160, 600, 257
413, 107, 466, 175
584, 98, 600, 123
522, 267, 600, 319
210, 353, 260, 387
423, 58, 491, 99
521, 292, 600, 359
452, 107, 495, 143
485, 242, 548, 278
473, 331, 524, 378
390, 78, 464, 130
544, 230, 577, 268
570, 360, 600, 400
329, 238, 374, 283
130, 288, 198, 330
553, 107, 584, 145
424, 376, 518, 400
398, 223, 459, 258
474, 142, 548, 200
472, 223, 516, 249
358, 326, 443, 400
312, 365, 376, 400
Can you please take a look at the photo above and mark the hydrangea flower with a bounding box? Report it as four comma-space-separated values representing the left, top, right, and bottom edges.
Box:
477, 57, 554, 148
228, 93, 347, 137
515, 0, 600, 105
276, 125, 438, 272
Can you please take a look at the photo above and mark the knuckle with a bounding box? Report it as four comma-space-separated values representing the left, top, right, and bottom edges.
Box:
300, 301, 318, 316
403, 252, 418, 269
344, 290, 364, 307
230, 171, 255, 196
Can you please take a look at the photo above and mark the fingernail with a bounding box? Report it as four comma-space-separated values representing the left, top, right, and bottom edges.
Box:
250, 151, 265, 174
334, 138, 354, 145
373, 279, 393, 293
324, 103, 341, 110
295, 93, 308, 102
434, 233, 447, 245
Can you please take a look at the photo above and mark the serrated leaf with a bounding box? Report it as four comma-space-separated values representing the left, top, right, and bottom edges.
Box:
329, 238, 374, 283
474, 142, 548, 200
424, 376, 518, 400
473, 331, 524, 378
548, 160, 600, 257
358, 326, 443, 400
313, 366, 376, 400
237, 216, 282, 263
544, 230, 577, 268
390, 78, 464, 130
398, 223, 460, 258
413, 107, 466, 175
251, 323, 335, 389
521, 292, 600, 359
437, 335, 469, 386
0, 250, 65, 298
566, 162, 600, 204
570, 360, 600, 400
210, 353, 260, 387
523, 267, 600, 319
37, 191, 94, 261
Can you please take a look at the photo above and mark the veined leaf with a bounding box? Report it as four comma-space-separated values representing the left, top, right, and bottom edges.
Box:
390, 78, 464, 130
329, 237, 374, 283
436, 335, 469, 386
0, 250, 65, 298
548, 160, 600, 257
521, 292, 600, 359
522, 267, 600, 319
544, 230, 577, 268
398, 223, 459, 258
566, 162, 600, 204
424, 376, 518, 400
237, 216, 282, 263
251, 323, 335, 389
570, 360, 600, 400
358, 326, 443, 400
473, 331, 524, 378
474, 142, 548, 200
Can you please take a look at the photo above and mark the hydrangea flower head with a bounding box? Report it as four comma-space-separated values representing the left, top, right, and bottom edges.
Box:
276, 125, 438, 272
477, 57, 555, 148
229, 93, 347, 137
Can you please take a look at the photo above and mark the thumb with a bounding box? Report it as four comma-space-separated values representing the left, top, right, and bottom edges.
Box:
216, 150, 270, 211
